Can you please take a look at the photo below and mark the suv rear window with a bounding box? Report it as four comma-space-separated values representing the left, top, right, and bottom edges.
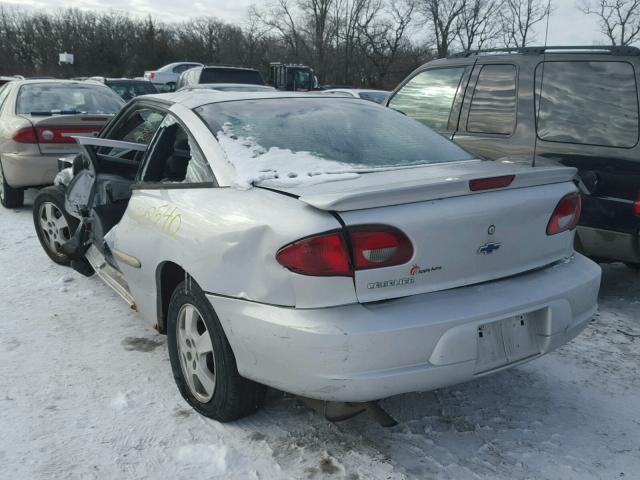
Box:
388, 67, 466, 131
467, 64, 517, 135
535, 61, 639, 148
16, 83, 124, 115
200, 68, 265, 85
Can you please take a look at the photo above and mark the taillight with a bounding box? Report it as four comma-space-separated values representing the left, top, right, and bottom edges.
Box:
12, 126, 38, 143
276, 232, 351, 276
276, 225, 413, 276
349, 225, 413, 270
547, 192, 581, 235
634, 192, 640, 216
469, 175, 515, 191
148, 72, 155, 80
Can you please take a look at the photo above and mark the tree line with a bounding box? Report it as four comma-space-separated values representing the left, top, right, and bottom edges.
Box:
0, 0, 638, 89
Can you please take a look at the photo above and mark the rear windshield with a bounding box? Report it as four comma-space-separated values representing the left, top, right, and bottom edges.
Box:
196, 98, 474, 186
200, 69, 265, 86
16, 83, 124, 115
108, 81, 157, 100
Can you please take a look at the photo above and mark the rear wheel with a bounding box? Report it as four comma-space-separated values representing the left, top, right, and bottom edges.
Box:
0, 161, 24, 208
33, 186, 78, 265
167, 280, 266, 421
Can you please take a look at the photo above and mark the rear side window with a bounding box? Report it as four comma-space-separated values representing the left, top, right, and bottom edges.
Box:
467, 64, 517, 135
16, 84, 124, 115
536, 61, 639, 148
199, 69, 264, 85
388, 67, 466, 131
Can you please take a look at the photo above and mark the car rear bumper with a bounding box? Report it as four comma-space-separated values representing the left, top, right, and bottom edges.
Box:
577, 225, 640, 263
208, 253, 601, 402
1, 152, 61, 188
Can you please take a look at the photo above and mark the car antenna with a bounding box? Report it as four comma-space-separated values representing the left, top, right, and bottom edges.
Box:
532, 0, 552, 168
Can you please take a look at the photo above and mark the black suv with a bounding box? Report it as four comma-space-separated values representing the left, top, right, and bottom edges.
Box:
176, 65, 265, 90
387, 46, 640, 267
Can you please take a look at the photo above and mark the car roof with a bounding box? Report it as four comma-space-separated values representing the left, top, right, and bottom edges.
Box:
324, 88, 388, 94
181, 83, 275, 90
143, 90, 338, 109
201, 65, 260, 72
14, 79, 113, 87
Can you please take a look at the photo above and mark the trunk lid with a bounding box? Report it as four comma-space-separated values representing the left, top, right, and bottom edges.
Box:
266, 161, 579, 303
21, 114, 111, 155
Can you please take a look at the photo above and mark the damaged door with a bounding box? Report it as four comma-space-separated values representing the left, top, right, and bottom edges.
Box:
108, 114, 217, 327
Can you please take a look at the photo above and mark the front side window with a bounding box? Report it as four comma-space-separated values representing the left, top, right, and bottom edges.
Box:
388, 67, 467, 130
196, 98, 474, 187
141, 116, 215, 185
99, 107, 166, 165
16, 83, 123, 115
535, 61, 639, 148
467, 64, 517, 135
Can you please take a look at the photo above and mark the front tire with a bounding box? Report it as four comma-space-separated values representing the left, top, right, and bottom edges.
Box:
0, 161, 24, 208
167, 280, 266, 421
33, 186, 78, 265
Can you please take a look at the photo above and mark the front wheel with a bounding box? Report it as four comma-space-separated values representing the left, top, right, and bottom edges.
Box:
33, 186, 78, 265
167, 280, 266, 421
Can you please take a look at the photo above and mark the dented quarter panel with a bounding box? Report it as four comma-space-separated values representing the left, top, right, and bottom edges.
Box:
109, 186, 357, 327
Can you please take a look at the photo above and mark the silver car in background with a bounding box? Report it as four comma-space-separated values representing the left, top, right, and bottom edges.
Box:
0, 79, 124, 207
322, 88, 390, 104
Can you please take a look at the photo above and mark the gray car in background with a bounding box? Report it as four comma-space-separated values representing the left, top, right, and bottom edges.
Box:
0, 79, 124, 208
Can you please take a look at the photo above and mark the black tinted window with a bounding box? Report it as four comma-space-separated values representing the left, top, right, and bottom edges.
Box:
388, 68, 466, 130
200, 69, 264, 85
536, 61, 639, 148
196, 98, 474, 172
467, 64, 517, 135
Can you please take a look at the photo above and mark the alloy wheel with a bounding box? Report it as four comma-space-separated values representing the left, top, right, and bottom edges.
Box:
38, 202, 71, 257
176, 303, 216, 402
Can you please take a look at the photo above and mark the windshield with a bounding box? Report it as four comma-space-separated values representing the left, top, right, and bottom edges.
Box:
200, 69, 265, 86
108, 82, 157, 100
196, 98, 474, 188
16, 83, 124, 115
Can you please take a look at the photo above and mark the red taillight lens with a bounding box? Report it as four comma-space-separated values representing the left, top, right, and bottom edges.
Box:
349, 225, 413, 270
276, 232, 352, 276
149, 72, 155, 80
12, 126, 38, 143
634, 192, 640, 216
547, 192, 582, 235
469, 175, 515, 191
276, 225, 413, 276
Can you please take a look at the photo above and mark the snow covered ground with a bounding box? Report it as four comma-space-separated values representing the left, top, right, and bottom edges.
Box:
1, 192, 639, 480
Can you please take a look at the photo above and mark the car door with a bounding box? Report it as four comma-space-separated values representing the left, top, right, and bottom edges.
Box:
108, 113, 217, 326
387, 65, 472, 140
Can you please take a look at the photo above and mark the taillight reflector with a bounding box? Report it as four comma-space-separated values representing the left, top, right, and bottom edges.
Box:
634, 192, 640, 216
276, 225, 413, 277
469, 175, 515, 191
148, 72, 155, 80
547, 192, 581, 235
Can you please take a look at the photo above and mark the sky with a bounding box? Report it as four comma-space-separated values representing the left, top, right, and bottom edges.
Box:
3, 0, 603, 46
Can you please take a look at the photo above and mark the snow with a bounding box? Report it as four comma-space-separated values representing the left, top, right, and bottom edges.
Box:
216, 123, 361, 189
1, 191, 640, 479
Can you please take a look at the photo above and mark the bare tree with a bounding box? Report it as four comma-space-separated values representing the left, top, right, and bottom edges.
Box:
501, 0, 551, 48
456, 0, 501, 51
581, 0, 640, 45
420, 0, 467, 57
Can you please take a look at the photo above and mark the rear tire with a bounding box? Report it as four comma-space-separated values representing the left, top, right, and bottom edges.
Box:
33, 186, 78, 265
0, 161, 24, 208
167, 280, 266, 422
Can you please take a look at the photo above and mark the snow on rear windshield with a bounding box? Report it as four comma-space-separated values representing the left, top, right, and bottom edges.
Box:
195, 98, 474, 188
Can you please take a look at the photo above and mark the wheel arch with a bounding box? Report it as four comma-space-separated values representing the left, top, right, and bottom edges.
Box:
155, 260, 187, 334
